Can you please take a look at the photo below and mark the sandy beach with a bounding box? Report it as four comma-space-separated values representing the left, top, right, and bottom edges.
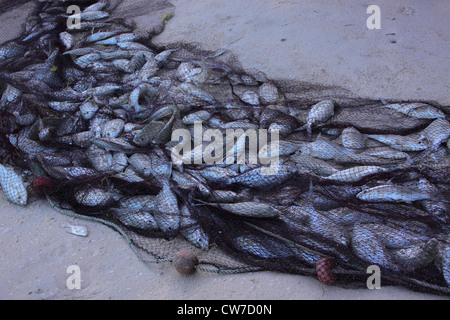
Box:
0, 0, 449, 300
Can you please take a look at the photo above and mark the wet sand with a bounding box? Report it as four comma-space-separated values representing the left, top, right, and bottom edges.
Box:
0, 0, 449, 300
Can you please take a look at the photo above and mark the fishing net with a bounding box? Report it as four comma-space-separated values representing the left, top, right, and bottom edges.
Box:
1, 0, 450, 296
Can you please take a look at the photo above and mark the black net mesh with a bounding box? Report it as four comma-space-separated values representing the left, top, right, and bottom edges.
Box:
0, 0, 449, 296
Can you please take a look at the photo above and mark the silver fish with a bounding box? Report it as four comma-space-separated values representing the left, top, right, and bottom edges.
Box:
0, 164, 27, 206
73, 53, 101, 69
436, 243, 450, 287
234, 235, 294, 259
119, 195, 157, 212
180, 205, 209, 249
79, 101, 99, 120
365, 147, 410, 160
59, 32, 74, 49
182, 110, 211, 125
226, 165, 295, 189
79, 11, 109, 21
239, 90, 260, 106
8, 134, 57, 155
110, 209, 159, 231
75, 187, 119, 207
208, 201, 281, 218
117, 41, 152, 51
111, 152, 128, 173
384, 103, 445, 119
290, 153, 338, 176
258, 83, 279, 105
299, 100, 335, 136
351, 224, 400, 272
391, 238, 438, 271
356, 185, 433, 204
300, 136, 352, 160
365, 133, 427, 152
92, 138, 140, 153
100, 119, 125, 138
85, 31, 121, 43
361, 223, 429, 249
324, 166, 388, 183
180, 83, 215, 104
341, 127, 365, 150
154, 181, 180, 232
420, 118, 450, 151
335, 153, 404, 165
95, 33, 140, 45
87, 145, 113, 172
83, 2, 107, 13
307, 208, 350, 246
194, 167, 238, 184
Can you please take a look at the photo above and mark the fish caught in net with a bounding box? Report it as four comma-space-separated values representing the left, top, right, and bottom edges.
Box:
0, 0, 450, 296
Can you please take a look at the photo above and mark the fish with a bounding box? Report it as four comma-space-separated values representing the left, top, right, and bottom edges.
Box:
365, 147, 410, 160
95, 33, 140, 45
154, 180, 180, 232
290, 153, 338, 176
239, 90, 259, 106
351, 224, 401, 272
180, 82, 215, 104
119, 195, 157, 212
59, 31, 74, 49
191, 167, 238, 184
0, 164, 27, 206
258, 83, 280, 105
334, 153, 405, 165
75, 187, 119, 207
203, 201, 281, 218
225, 165, 295, 189
87, 145, 113, 172
180, 205, 210, 249
182, 110, 212, 125
111, 152, 128, 173
8, 134, 57, 155
384, 103, 445, 119
78, 11, 109, 21
100, 119, 125, 138
365, 133, 427, 152
436, 243, 450, 287
390, 238, 438, 271
307, 208, 350, 246
300, 136, 352, 160
92, 137, 141, 153
83, 2, 107, 13
324, 166, 388, 183
85, 31, 121, 43
110, 208, 159, 231
420, 118, 450, 151
298, 100, 335, 136
353, 223, 428, 250
233, 235, 294, 259
356, 185, 434, 204
79, 101, 99, 120
117, 41, 152, 51
341, 127, 365, 150
73, 53, 101, 69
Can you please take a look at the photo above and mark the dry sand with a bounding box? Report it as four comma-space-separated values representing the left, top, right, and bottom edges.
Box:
0, 0, 449, 300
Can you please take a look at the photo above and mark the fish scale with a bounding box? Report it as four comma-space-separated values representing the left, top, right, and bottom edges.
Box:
324, 166, 388, 183
356, 185, 433, 204
0, 164, 27, 206
420, 118, 450, 151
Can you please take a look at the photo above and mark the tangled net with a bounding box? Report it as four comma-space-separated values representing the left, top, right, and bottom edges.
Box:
0, 0, 449, 296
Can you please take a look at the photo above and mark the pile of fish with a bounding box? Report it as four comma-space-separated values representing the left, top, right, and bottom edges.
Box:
1, 0, 450, 294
